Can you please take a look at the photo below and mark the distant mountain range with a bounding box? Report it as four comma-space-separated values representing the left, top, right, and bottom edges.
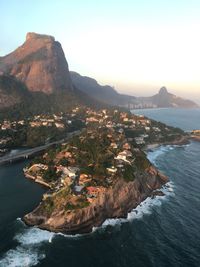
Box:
70, 72, 198, 109
136, 86, 198, 108
0, 32, 198, 119
70, 71, 136, 106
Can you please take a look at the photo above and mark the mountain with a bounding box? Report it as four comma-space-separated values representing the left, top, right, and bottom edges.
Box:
0, 33, 105, 119
70, 71, 136, 106
70, 72, 198, 109
0, 33, 197, 115
0, 32, 73, 94
137, 87, 198, 108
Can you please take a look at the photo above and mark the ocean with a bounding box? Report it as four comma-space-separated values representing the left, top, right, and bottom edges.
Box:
131, 107, 200, 131
0, 108, 200, 267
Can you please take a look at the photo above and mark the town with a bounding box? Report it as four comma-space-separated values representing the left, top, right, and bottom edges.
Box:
20, 107, 185, 213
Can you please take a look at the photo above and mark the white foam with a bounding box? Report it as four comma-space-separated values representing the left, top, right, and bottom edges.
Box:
127, 181, 175, 221
14, 227, 54, 245
95, 181, 175, 231
0, 247, 45, 267
147, 143, 191, 165
0, 226, 54, 267
147, 145, 176, 165
0, 179, 176, 267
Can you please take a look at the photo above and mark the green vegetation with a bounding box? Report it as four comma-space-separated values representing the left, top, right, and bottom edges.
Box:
65, 198, 89, 211
43, 197, 54, 215
43, 166, 60, 182
123, 164, 135, 182
135, 152, 151, 170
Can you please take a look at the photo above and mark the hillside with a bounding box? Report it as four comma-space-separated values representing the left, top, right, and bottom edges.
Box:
70, 71, 136, 106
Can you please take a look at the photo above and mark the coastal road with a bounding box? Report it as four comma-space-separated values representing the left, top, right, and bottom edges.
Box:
0, 130, 81, 165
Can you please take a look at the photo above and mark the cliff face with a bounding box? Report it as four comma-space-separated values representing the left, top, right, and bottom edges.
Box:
0, 32, 73, 94
23, 168, 168, 235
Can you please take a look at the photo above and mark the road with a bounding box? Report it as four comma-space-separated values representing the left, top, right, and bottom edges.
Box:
0, 130, 80, 165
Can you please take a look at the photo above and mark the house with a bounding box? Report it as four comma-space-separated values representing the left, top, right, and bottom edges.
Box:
30, 121, 41, 127
118, 128, 124, 134
86, 186, 105, 198
153, 127, 161, 132
118, 150, 132, 158
106, 167, 117, 174
74, 185, 85, 194
110, 142, 118, 149
135, 137, 145, 145
59, 166, 79, 179
86, 186, 100, 197
123, 143, 131, 150
79, 174, 91, 185
86, 117, 99, 123
115, 154, 127, 162
55, 122, 65, 129
1, 121, 11, 130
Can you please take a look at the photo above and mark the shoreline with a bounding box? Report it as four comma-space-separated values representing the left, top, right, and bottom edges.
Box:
190, 135, 200, 142
144, 135, 190, 152
23, 166, 169, 235
24, 173, 51, 189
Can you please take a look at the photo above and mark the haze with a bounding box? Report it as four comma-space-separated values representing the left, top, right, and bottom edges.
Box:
1, 0, 200, 103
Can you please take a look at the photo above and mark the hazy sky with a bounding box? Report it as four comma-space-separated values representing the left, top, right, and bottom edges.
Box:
1, 0, 200, 102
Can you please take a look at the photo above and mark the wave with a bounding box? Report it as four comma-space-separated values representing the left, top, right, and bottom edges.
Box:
0, 223, 54, 267
91, 181, 175, 234
147, 143, 190, 165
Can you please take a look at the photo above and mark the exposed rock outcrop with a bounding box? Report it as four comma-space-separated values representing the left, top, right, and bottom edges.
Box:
23, 168, 168, 235
0, 32, 73, 94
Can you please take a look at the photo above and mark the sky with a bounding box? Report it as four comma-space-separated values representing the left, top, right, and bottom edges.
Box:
1, 0, 200, 103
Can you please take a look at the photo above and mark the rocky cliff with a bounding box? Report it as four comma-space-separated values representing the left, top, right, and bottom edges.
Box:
23, 167, 168, 235
0, 32, 73, 94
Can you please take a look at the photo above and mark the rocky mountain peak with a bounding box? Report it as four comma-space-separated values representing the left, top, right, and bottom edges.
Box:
26, 32, 55, 42
0, 32, 72, 94
159, 86, 168, 95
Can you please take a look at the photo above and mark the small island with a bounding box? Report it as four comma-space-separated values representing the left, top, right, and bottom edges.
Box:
23, 107, 188, 234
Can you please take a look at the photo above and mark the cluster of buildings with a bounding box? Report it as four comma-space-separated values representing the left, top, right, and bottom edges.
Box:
22, 107, 184, 210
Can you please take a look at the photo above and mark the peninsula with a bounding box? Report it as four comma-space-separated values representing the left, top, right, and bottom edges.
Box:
23, 107, 187, 234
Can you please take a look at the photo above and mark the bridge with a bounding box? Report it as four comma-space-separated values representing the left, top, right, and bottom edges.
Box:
0, 130, 80, 166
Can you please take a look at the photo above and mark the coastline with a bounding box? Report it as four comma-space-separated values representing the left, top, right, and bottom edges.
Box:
190, 135, 200, 142
22, 136, 189, 235
23, 165, 169, 235
144, 135, 190, 152
24, 173, 51, 189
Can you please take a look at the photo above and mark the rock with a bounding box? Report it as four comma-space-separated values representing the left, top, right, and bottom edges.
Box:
23, 169, 168, 235
0, 32, 73, 94
151, 191, 165, 199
